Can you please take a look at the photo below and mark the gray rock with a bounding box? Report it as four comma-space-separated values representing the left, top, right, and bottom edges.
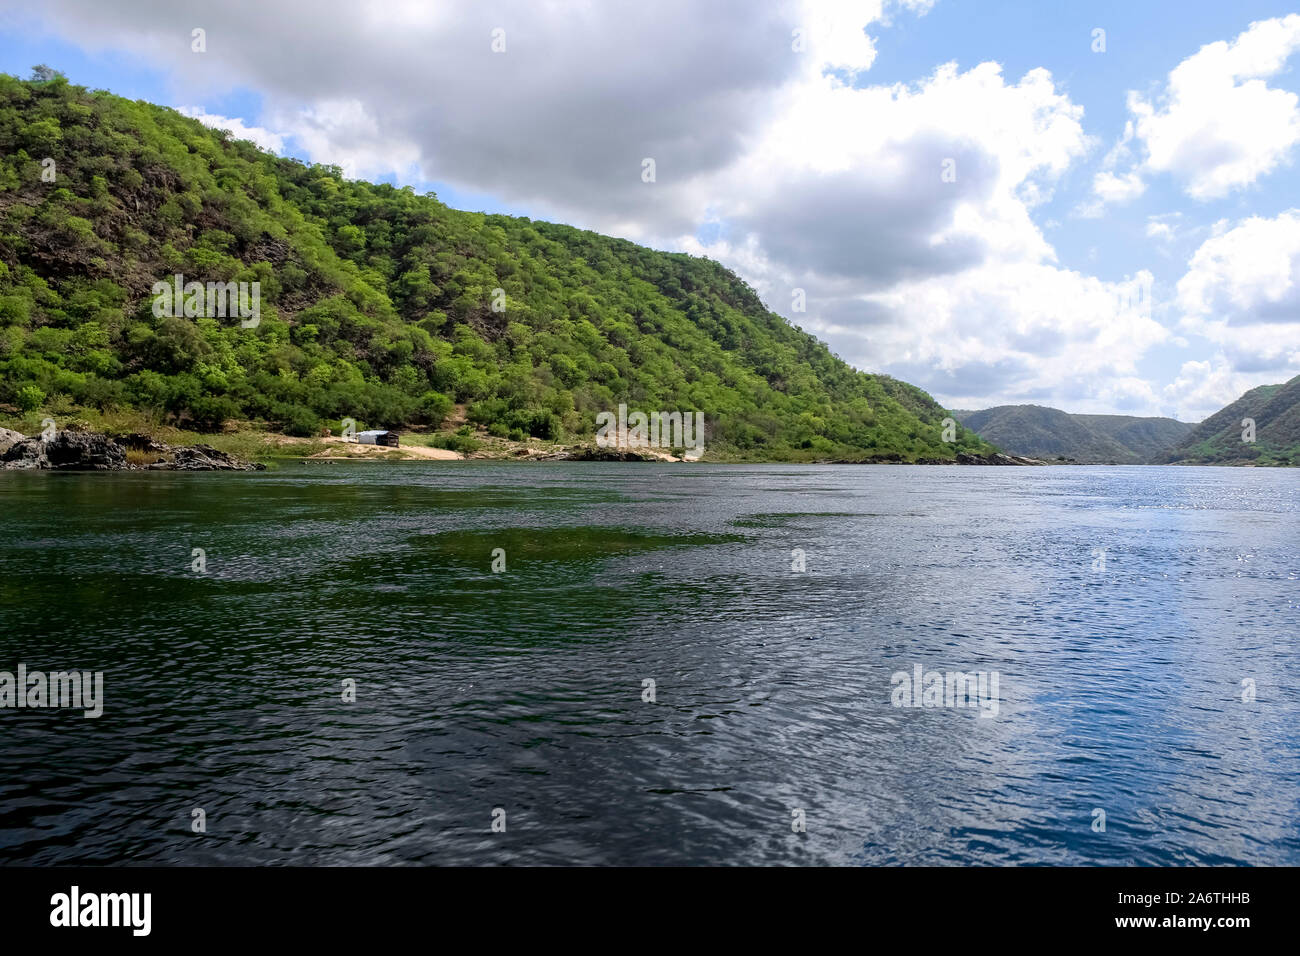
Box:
1, 431, 262, 471
954, 452, 1048, 466
116, 432, 169, 452
44, 432, 128, 470
1, 437, 50, 469
149, 444, 264, 471
0, 427, 25, 455
539, 443, 661, 461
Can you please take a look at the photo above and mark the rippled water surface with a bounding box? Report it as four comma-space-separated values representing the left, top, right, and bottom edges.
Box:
1, 463, 1297, 865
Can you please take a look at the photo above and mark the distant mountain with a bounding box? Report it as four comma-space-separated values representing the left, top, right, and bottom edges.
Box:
954, 405, 1195, 463
1156, 375, 1300, 466
1072, 414, 1197, 462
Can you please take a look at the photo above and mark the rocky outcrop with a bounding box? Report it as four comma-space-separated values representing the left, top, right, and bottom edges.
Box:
910, 452, 1047, 465
0, 430, 264, 471
955, 452, 1047, 466
535, 443, 666, 462
567, 445, 662, 462
0, 427, 26, 456
837, 451, 1048, 465
1, 431, 127, 470
46, 431, 129, 469
0, 436, 46, 469
116, 432, 169, 453
147, 444, 262, 471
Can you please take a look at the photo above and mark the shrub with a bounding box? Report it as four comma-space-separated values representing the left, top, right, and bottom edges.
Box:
280, 405, 320, 437
432, 432, 480, 454
416, 390, 453, 427
16, 384, 45, 411
187, 395, 240, 432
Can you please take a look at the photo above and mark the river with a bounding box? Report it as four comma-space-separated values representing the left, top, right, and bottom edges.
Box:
1, 462, 1296, 864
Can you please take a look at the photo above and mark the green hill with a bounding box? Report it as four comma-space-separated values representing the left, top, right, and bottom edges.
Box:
955, 405, 1194, 463
1157, 375, 1300, 465
957, 405, 1128, 462
1072, 414, 1195, 462
0, 70, 994, 463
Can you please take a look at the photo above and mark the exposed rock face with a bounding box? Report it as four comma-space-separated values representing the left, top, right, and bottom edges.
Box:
0, 427, 27, 456
538, 443, 664, 461
0, 437, 46, 469
0, 430, 263, 471
568, 445, 661, 461
147, 444, 262, 471
2, 432, 128, 470
116, 433, 169, 452
909, 452, 1047, 465
837, 451, 1047, 465
955, 452, 1047, 466
46, 431, 129, 469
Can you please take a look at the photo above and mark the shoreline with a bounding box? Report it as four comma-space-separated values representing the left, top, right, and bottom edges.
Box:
2, 425, 1290, 470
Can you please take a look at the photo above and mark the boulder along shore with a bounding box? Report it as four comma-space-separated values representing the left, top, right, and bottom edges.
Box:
0, 428, 264, 471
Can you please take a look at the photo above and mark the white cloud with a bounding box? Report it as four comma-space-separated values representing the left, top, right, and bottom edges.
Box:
1092, 169, 1146, 204
1145, 213, 1182, 242
176, 108, 285, 154
1126, 15, 1300, 201
269, 100, 424, 182
686, 61, 1086, 292
837, 264, 1168, 411
1176, 209, 1300, 373
793, 2, 881, 78
676, 59, 1173, 411
1160, 358, 1277, 421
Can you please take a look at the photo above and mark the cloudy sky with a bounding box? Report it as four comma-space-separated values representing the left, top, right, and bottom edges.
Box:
3, 0, 1300, 420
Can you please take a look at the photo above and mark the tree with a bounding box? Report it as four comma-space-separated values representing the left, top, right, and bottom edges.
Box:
16, 384, 45, 411
29, 65, 65, 84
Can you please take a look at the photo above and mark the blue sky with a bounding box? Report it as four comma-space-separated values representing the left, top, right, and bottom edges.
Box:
4, 0, 1300, 420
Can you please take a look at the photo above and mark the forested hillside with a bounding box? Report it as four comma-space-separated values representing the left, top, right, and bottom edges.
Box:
0, 70, 993, 462
956, 405, 1195, 463
1072, 414, 1194, 463
1158, 375, 1300, 466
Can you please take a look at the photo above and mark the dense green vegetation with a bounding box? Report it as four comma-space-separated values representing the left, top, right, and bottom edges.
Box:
956, 405, 1194, 463
0, 69, 993, 461
1073, 414, 1196, 463
1157, 375, 1300, 466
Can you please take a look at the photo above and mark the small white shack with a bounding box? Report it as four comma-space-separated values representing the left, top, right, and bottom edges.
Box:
356, 429, 400, 447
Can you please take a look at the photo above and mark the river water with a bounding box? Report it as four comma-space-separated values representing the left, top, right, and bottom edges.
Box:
1, 462, 1296, 865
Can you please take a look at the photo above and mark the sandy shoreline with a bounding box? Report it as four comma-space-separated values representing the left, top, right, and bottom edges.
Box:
303, 436, 463, 460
